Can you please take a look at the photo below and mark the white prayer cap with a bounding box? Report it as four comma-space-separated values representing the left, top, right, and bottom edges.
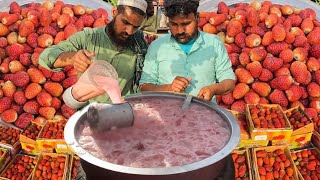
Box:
117, 0, 148, 13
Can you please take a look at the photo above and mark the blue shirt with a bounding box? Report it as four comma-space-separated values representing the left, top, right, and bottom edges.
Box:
177, 37, 197, 54
139, 31, 235, 103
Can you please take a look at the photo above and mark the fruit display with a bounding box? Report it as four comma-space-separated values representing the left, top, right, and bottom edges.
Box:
285, 107, 313, 130
70, 156, 80, 180
199, 1, 320, 114
232, 150, 252, 180
32, 153, 68, 180
254, 146, 298, 180
0, 125, 21, 146
248, 104, 289, 129
21, 123, 42, 140
0, 154, 38, 180
291, 148, 320, 180
0, 0, 109, 129
38, 120, 66, 139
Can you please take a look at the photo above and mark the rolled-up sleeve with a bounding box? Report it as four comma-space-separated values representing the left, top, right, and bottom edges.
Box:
214, 38, 235, 82
139, 43, 159, 86
38, 30, 87, 71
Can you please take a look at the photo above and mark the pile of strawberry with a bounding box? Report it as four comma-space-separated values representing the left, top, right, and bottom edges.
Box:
0, 1, 109, 129
232, 152, 250, 180
0, 126, 21, 145
291, 149, 320, 180
1, 155, 38, 180
249, 104, 288, 128
199, 1, 320, 115
34, 155, 67, 180
286, 108, 313, 130
39, 120, 66, 139
255, 149, 296, 179
21, 123, 42, 140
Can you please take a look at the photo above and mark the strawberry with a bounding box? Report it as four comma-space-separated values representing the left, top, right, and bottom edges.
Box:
57, 14, 71, 29
5, 43, 24, 60
0, 37, 8, 47
307, 82, 320, 98
281, 5, 293, 15
7, 31, 18, 45
293, 47, 308, 62
227, 20, 243, 37
62, 6, 74, 17
41, 1, 54, 11
217, 2, 229, 14
307, 27, 320, 45
12, 71, 29, 87
247, 26, 265, 37
54, 31, 65, 45
307, 57, 320, 71
44, 82, 63, 97
249, 47, 267, 62
270, 75, 293, 90
279, 49, 294, 63
245, 34, 261, 47
15, 113, 33, 129
80, 14, 94, 27
267, 42, 288, 55
244, 91, 260, 104
229, 53, 239, 66
301, 18, 314, 34
75, 19, 85, 31
252, 82, 271, 97
13, 90, 27, 105
21, 43, 33, 54
1, 14, 19, 26
39, 10, 52, 27
61, 104, 76, 118
38, 66, 53, 78
73, 5, 86, 15
304, 108, 318, 120
265, 14, 278, 28
2, 81, 16, 98
19, 53, 31, 66
27, 68, 46, 84
221, 93, 234, 105
269, 89, 289, 107
0, 23, 10, 37
93, 18, 106, 28
18, 20, 34, 37
263, 57, 283, 72
51, 71, 66, 82
25, 83, 42, 99
0, 59, 9, 73
239, 52, 250, 66
31, 52, 40, 66
202, 23, 217, 34
42, 26, 57, 37
9, 60, 24, 73
9, 2, 21, 14
288, 14, 302, 27
39, 107, 56, 120
258, 68, 273, 82
27, 33, 38, 48
247, 10, 259, 27
33, 116, 47, 125
37, 33, 53, 48
272, 24, 286, 42
36, 91, 52, 107
290, 27, 305, 37
64, 24, 78, 39
309, 44, 320, 59
315, 70, 320, 85
51, 97, 61, 111
62, 75, 77, 89
235, 68, 254, 84
1, 109, 18, 123
246, 61, 262, 78
231, 100, 246, 113
290, 101, 305, 110
284, 31, 295, 44
233, 83, 250, 99
275, 67, 291, 77
293, 35, 307, 48
235, 33, 246, 48
0, 97, 12, 113
23, 100, 40, 114
309, 100, 320, 113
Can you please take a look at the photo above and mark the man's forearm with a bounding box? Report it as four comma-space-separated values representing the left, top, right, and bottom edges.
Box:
140, 83, 171, 92
53, 52, 77, 68
210, 79, 235, 95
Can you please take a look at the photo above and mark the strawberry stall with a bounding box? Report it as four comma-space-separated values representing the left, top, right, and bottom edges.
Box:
0, 0, 320, 180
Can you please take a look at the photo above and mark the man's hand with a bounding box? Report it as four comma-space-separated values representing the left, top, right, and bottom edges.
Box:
197, 85, 216, 101
72, 50, 95, 73
71, 81, 105, 102
169, 76, 192, 93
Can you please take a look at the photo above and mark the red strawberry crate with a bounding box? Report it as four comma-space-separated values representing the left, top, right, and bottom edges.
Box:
246, 104, 293, 145
0, 154, 38, 180
284, 107, 314, 136
0, 125, 22, 158
232, 148, 253, 180
20, 123, 43, 155
252, 145, 299, 180
31, 152, 69, 180
290, 148, 320, 180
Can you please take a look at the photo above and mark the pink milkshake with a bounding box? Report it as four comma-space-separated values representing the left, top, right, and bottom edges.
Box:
78, 98, 230, 168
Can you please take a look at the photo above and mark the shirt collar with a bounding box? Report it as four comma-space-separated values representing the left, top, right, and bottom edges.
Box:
169, 30, 204, 53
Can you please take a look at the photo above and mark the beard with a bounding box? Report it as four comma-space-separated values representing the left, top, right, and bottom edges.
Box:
172, 27, 198, 44
107, 19, 131, 48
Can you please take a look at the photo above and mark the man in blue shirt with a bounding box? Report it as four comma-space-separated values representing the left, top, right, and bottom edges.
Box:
139, 0, 235, 103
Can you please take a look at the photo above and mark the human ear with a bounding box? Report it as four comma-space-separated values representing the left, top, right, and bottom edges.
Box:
112, 7, 118, 17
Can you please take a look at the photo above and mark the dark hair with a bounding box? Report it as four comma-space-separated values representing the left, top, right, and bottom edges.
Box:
117, 5, 146, 17
163, 0, 199, 18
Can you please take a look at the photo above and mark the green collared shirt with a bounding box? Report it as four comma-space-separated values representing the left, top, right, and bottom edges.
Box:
38, 26, 144, 104
139, 31, 235, 103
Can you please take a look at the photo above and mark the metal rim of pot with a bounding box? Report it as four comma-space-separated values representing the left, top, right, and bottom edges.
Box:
64, 91, 240, 175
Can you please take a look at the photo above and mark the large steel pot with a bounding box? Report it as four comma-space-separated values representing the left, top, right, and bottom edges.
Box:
64, 92, 240, 180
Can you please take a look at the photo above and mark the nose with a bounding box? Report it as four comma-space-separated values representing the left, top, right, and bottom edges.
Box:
177, 25, 185, 34
126, 25, 135, 36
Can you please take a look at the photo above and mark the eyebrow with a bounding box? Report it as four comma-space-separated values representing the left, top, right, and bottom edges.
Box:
123, 18, 140, 29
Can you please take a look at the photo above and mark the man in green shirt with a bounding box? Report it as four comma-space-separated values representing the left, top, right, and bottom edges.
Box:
139, 0, 235, 103
38, 0, 148, 109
